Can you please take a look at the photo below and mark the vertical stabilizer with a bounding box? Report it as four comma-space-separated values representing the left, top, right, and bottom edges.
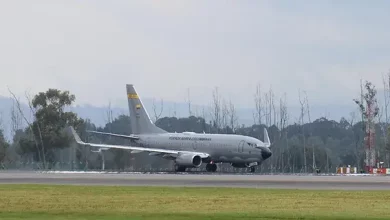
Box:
126, 84, 167, 134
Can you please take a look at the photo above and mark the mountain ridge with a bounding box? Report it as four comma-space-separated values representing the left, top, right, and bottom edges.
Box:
0, 94, 362, 141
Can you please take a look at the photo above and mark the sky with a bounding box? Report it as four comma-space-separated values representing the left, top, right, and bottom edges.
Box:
1, 0, 390, 110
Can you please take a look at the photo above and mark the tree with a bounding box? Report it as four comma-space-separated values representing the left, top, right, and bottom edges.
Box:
152, 98, 164, 122
0, 113, 9, 165
264, 92, 270, 127
382, 71, 390, 166
253, 83, 263, 125
278, 93, 288, 172
11, 88, 84, 169
105, 101, 114, 133
211, 87, 222, 132
228, 99, 239, 133
173, 102, 177, 118
10, 98, 23, 139
298, 89, 307, 173
279, 93, 288, 132
186, 88, 192, 117
353, 80, 380, 170
304, 91, 315, 172
268, 87, 275, 127
221, 99, 229, 133
8, 88, 43, 166
0, 129, 9, 165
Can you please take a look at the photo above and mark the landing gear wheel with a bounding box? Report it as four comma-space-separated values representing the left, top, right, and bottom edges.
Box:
174, 164, 186, 172
206, 163, 217, 172
250, 166, 256, 173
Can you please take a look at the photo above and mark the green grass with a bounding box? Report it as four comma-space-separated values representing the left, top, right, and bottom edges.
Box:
0, 185, 389, 220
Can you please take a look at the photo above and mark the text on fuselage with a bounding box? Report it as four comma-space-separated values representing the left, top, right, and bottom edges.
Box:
169, 137, 212, 141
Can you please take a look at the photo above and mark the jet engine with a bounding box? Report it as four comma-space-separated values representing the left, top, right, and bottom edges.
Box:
175, 153, 202, 167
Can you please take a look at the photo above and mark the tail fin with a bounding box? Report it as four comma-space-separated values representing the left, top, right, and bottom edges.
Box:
126, 84, 167, 134
263, 128, 271, 147
69, 126, 85, 145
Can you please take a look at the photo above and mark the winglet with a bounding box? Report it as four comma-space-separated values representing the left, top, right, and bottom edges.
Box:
69, 126, 85, 145
263, 128, 270, 148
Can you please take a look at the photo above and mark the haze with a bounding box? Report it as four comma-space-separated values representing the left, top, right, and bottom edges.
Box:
1, 0, 389, 110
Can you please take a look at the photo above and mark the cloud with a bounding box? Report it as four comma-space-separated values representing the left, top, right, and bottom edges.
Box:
0, 1, 389, 110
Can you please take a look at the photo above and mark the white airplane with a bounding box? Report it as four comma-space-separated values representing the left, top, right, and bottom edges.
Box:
70, 84, 272, 172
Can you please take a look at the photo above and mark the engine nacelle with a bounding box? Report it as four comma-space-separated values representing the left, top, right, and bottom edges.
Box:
175, 154, 202, 167
231, 163, 251, 168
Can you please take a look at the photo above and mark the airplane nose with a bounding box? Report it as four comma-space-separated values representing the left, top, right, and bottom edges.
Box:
261, 149, 272, 160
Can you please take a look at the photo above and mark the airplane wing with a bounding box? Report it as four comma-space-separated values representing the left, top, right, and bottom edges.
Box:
86, 130, 139, 140
69, 127, 210, 159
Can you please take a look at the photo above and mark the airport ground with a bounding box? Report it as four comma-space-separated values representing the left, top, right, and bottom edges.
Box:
0, 171, 390, 219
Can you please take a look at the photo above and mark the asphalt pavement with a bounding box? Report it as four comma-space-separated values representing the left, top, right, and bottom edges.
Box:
0, 171, 389, 190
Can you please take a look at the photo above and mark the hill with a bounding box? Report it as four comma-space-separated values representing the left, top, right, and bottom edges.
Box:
0, 95, 358, 141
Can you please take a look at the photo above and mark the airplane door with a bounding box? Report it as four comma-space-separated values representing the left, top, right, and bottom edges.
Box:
238, 140, 245, 153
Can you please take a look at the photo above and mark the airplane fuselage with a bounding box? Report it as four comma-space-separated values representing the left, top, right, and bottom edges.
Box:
72, 84, 272, 172
135, 132, 272, 165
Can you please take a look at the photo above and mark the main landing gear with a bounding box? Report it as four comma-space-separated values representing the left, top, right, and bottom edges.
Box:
250, 166, 256, 173
206, 163, 217, 172
174, 164, 186, 172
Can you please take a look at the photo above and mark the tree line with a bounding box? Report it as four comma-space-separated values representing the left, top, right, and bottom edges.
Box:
1, 76, 390, 173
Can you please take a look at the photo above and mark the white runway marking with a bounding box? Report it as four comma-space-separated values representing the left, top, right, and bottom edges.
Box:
0, 171, 389, 190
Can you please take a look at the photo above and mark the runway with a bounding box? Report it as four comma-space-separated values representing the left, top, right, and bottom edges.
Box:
0, 171, 389, 190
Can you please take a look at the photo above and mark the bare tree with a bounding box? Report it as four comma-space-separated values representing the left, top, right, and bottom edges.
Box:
152, 98, 164, 122
279, 93, 288, 172
382, 71, 390, 166
10, 98, 23, 139
298, 89, 307, 173
221, 99, 229, 133
228, 99, 239, 133
7, 88, 44, 167
349, 111, 359, 169
353, 79, 366, 170
201, 106, 206, 121
272, 88, 277, 127
173, 102, 177, 118
200, 106, 207, 133
304, 91, 315, 172
264, 92, 269, 127
265, 87, 276, 172
187, 88, 192, 117
268, 87, 275, 127
253, 83, 263, 125
382, 72, 389, 124
25, 91, 46, 168
0, 111, 3, 132
193, 106, 200, 118
279, 93, 288, 132
354, 80, 380, 170
105, 101, 114, 133
210, 87, 222, 132
377, 104, 385, 163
